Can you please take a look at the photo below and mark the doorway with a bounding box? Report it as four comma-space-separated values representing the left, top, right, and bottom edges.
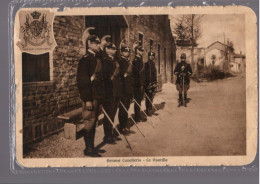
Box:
85, 16, 128, 50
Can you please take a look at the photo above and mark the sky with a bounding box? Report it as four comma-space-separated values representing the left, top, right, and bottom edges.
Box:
170, 14, 245, 54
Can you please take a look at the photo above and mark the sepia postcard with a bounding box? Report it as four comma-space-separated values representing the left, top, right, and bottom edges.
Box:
14, 6, 257, 167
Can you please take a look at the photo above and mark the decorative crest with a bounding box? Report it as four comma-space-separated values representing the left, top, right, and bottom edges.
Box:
17, 10, 57, 53
31, 11, 41, 19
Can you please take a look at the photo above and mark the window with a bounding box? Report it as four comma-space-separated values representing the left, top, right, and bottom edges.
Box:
138, 33, 144, 47
157, 44, 161, 74
150, 39, 153, 51
22, 52, 50, 83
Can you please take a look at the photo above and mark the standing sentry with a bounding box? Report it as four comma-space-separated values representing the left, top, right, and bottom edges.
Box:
145, 51, 157, 116
76, 27, 103, 157
118, 39, 134, 134
132, 41, 147, 122
101, 42, 122, 144
174, 53, 192, 107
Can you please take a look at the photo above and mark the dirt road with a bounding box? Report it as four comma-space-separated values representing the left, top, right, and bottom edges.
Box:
25, 75, 246, 158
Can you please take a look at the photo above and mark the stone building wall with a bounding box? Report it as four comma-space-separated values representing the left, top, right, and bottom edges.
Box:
23, 16, 85, 143
127, 15, 176, 86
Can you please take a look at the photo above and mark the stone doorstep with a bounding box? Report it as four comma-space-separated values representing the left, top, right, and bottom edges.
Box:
64, 121, 84, 140
63, 116, 104, 140
58, 107, 83, 140
59, 108, 103, 140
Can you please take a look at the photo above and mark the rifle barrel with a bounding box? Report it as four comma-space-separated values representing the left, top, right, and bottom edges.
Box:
119, 101, 145, 138
101, 107, 132, 150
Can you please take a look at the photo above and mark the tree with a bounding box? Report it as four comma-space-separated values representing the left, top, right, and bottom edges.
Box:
173, 21, 187, 41
173, 15, 203, 72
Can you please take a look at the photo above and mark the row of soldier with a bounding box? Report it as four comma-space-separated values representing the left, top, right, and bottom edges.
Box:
77, 28, 158, 157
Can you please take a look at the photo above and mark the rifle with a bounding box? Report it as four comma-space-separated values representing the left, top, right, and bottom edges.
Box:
179, 72, 186, 107
101, 107, 132, 150
119, 101, 145, 138
133, 98, 155, 128
144, 92, 158, 111
144, 92, 162, 121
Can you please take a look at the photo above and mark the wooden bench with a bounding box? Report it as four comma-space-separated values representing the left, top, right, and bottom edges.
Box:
58, 108, 85, 140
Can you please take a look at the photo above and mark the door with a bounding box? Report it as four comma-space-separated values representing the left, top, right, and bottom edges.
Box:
85, 16, 128, 50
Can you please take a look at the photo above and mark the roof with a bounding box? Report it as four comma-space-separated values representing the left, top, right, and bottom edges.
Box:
207, 41, 229, 49
206, 41, 235, 54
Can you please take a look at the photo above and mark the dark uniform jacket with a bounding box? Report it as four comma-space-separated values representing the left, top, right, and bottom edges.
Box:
118, 56, 134, 96
145, 59, 157, 94
77, 51, 103, 102
174, 61, 192, 85
102, 55, 122, 98
132, 55, 145, 88
97, 48, 106, 61
145, 60, 157, 86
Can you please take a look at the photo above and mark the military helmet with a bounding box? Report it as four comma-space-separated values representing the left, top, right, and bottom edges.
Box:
105, 42, 116, 50
148, 51, 155, 57
180, 53, 186, 59
136, 46, 144, 52
133, 41, 144, 53
120, 39, 131, 52
88, 35, 100, 44
121, 46, 131, 52
100, 35, 111, 50
82, 27, 98, 46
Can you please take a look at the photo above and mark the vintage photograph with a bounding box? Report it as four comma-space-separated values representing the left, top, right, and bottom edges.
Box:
14, 7, 257, 167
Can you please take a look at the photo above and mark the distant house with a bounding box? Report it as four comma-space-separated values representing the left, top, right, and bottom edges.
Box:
230, 53, 246, 73
204, 41, 234, 72
204, 41, 245, 74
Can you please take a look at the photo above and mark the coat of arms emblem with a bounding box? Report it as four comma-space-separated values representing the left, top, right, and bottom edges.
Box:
17, 10, 56, 53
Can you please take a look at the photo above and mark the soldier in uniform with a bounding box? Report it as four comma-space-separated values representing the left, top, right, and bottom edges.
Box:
174, 53, 192, 107
118, 40, 133, 133
132, 42, 146, 122
145, 51, 157, 116
101, 42, 122, 143
77, 27, 103, 157
96, 35, 117, 143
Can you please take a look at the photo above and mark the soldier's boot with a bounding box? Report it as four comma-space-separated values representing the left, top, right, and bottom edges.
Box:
145, 109, 152, 116
178, 94, 183, 107
134, 114, 141, 122
183, 94, 187, 107
140, 116, 147, 122
83, 129, 93, 156
83, 129, 101, 157
89, 127, 96, 150
89, 127, 101, 157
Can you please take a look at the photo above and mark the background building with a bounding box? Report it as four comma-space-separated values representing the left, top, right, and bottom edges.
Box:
204, 41, 246, 74
22, 15, 176, 143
